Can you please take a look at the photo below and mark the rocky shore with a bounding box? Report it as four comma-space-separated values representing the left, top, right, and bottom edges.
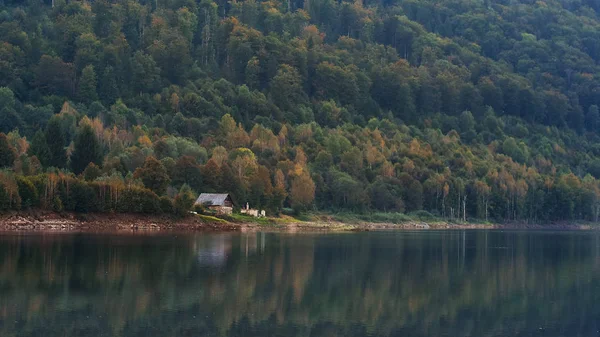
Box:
0, 212, 240, 232
0, 211, 596, 233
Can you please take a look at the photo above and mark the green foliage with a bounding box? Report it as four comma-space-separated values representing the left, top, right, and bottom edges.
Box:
71, 124, 103, 175
28, 131, 51, 167
83, 163, 102, 182
45, 118, 67, 169
117, 187, 162, 214
77, 65, 98, 104
160, 196, 174, 214
1, 0, 600, 223
15, 176, 38, 209
0, 133, 16, 168
174, 184, 195, 216
134, 157, 171, 195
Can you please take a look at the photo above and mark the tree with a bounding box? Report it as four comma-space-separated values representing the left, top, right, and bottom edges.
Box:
229, 147, 258, 183
46, 118, 67, 169
368, 177, 404, 212
99, 66, 118, 104
77, 65, 98, 104
35, 55, 75, 96
586, 105, 600, 132
174, 184, 195, 216
173, 156, 203, 190
245, 57, 261, 89
134, 156, 171, 195
290, 171, 315, 212
0, 87, 22, 133
269, 169, 287, 213
83, 163, 102, 181
28, 130, 51, 167
0, 133, 16, 168
131, 51, 160, 94
16, 176, 38, 208
71, 124, 103, 175
201, 158, 221, 191
270, 64, 307, 111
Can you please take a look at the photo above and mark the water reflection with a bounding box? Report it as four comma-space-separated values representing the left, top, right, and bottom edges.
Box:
0, 231, 599, 336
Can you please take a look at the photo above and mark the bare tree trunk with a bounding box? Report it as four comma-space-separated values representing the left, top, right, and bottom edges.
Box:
457, 191, 461, 222
485, 198, 488, 222
462, 195, 466, 222
442, 195, 446, 218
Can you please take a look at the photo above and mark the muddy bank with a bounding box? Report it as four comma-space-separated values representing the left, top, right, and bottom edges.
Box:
0, 211, 240, 232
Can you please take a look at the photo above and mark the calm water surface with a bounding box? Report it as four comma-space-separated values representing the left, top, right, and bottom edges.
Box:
0, 230, 600, 337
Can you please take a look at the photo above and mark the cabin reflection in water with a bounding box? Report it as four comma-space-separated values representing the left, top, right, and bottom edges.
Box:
194, 233, 267, 267
195, 234, 232, 267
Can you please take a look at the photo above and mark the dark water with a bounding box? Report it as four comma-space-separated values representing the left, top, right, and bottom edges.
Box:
1, 230, 600, 337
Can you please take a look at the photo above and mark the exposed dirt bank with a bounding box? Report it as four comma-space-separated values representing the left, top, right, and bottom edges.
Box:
0, 211, 596, 233
240, 220, 597, 232
0, 211, 240, 232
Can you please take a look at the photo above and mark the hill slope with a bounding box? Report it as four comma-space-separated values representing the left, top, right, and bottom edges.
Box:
0, 0, 600, 222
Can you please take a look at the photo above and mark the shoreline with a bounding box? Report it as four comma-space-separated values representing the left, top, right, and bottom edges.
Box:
0, 212, 597, 233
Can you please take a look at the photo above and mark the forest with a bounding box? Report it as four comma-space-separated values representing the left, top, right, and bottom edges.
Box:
1, 0, 600, 222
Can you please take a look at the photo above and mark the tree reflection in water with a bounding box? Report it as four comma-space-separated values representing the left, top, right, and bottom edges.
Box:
0, 230, 599, 337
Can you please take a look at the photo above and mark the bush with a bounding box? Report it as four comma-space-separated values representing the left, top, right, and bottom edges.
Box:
174, 184, 195, 216
409, 210, 436, 221
117, 187, 162, 214
68, 180, 98, 212
52, 196, 63, 212
159, 196, 174, 214
16, 176, 38, 208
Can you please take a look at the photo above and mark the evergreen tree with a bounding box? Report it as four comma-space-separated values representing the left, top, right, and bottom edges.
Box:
0, 87, 23, 134
71, 124, 103, 175
45, 118, 67, 169
98, 66, 118, 104
586, 105, 600, 133
77, 65, 98, 104
28, 130, 51, 167
0, 133, 16, 168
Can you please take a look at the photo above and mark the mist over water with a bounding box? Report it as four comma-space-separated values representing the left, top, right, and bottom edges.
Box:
0, 230, 599, 337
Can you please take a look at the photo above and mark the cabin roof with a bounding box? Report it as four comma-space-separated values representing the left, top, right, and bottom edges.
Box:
195, 193, 232, 206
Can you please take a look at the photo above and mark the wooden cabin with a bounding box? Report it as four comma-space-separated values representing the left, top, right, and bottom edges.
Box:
195, 193, 235, 215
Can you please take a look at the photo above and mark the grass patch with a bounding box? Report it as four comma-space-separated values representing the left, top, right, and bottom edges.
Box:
196, 214, 228, 223
228, 213, 278, 226
328, 212, 414, 224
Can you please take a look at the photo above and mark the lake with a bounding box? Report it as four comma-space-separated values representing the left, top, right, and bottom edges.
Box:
0, 230, 599, 337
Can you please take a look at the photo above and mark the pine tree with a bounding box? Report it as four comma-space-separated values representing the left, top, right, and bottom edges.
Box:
586, 105, 600, 132
99, 65, 118, 104
28, 130, 51, 167
0, 133, 16, 168
45, 118, 67, 169
71, 124, 103, 175
78, 65, 99, 104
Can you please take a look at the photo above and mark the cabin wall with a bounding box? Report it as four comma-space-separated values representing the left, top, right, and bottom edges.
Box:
211, 206, 233, 215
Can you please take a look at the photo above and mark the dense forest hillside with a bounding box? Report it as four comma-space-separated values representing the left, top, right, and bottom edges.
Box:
1, 0, 600, 222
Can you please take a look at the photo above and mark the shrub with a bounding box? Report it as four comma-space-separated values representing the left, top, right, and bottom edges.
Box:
69, 180, 98, 212
174, 184, 195, 216
159, 196, 174, 214
117, 187, 161, 214
16, 176, 38, 208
